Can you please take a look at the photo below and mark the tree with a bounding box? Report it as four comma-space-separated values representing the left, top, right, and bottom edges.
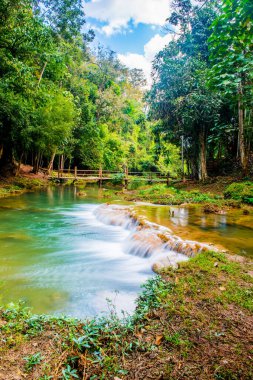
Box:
208, 0, 253, 173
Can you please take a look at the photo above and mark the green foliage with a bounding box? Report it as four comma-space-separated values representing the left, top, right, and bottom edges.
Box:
24, 352, 43, 372
127, 183, 220, 205
147, 0, 253, 178
156, 141, 181, 176
0, 2, 152, 176
62, 365, 79, 380
111, 173, 125, 185
134, 276, 174, 321
209, 0, 253, 103
224, 181, 253, 204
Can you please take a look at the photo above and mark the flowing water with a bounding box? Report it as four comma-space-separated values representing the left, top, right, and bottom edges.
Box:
0, 187, 154, 318
135, 203, 253, 258
0, 186, 252, 318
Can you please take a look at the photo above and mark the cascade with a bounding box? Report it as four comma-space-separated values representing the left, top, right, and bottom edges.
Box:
94, 204, 216, 271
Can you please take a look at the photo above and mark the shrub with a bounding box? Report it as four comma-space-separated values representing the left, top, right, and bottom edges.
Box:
224, 181, 253, 204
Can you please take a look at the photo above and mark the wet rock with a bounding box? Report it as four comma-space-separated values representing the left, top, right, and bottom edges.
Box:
203, 204, 226, 214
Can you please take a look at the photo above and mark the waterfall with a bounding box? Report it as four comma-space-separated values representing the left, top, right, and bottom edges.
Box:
94, 204, 215, 272
94, 204, 138, 230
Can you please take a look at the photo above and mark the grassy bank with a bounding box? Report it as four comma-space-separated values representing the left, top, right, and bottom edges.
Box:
0, 251, 252, 379
0, 176, 48, 198
118, 180, 253, 211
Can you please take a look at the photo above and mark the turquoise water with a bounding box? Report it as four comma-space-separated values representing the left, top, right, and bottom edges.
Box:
0, 187, 152, 318
0, 186, 252, 318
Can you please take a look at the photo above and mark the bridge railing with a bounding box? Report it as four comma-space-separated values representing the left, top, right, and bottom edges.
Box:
47, 167, 171, 182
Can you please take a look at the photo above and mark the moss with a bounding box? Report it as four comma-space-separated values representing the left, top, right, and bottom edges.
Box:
0, 177, 47, 198
124, 183, 224, 206
224, 181, 253, 204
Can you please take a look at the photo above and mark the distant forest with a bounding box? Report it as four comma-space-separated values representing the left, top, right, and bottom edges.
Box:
0, 0, 252, 180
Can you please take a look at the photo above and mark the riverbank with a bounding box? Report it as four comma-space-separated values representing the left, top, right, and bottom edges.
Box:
0, 251, 252, 379
0, 166, 48, 198
114, 179, 253, 213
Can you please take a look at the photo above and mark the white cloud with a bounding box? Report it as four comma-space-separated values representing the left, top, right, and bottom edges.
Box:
84, 0, 177, 86
85, 0, 170, 35
118, 33, 174, 87
144, 33, 173, 61
118, 52, 152, 84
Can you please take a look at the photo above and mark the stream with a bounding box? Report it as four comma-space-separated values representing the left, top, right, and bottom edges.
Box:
0, 185, 252, 318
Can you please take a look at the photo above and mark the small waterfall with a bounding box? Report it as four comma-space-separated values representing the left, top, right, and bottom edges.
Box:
125, 229, 164, 258
94, 204, 138, 230
94, 204, 216, 271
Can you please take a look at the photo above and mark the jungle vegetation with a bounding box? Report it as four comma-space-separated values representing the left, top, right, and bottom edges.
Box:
0, 0, 252, 179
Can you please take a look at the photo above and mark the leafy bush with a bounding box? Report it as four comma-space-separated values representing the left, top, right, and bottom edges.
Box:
224, 181, 253, 204
127, 178, 146, 190
24, 352, 43, 372
111, 173, 125, 185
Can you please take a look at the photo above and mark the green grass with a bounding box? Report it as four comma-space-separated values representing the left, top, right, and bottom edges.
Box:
224, 181, 253, 204
24, 352, 43, 372
123, 181, 253, 208
125, 183, 222, 205
0, 177, 47, 198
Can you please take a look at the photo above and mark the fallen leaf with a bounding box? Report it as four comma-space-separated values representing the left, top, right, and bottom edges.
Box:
155, 335, 163, 345
219, 286, 226, 291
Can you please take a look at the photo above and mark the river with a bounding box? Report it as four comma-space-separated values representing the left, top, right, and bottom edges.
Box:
0, 185, 252, 318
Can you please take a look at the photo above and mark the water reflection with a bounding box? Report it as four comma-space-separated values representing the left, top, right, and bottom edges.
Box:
170, 207, 189, 227
135, 204, 253, 257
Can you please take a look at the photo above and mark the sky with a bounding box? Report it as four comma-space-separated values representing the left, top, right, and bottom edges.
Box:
83, 0, 175, 86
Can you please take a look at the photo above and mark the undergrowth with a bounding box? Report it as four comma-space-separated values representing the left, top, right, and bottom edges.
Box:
124, 183, 222, 205
123, 182, 253, 208
0, 177, 47, 198
224, 181, 253, 204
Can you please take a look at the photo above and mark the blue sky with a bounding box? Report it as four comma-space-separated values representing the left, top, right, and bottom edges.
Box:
88, 19, 161, 55
83, 0, 175, 85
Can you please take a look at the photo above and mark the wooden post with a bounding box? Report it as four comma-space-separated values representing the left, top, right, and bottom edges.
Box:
99, 166, 103, 187
167, 173, 170, 186
74, 166, 77, 179
124, 165, 128, 189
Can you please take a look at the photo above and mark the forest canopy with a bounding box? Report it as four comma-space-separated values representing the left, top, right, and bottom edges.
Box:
0, 0, 252, 179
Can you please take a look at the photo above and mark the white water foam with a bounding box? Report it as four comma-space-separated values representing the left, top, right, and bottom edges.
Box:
93, 204, 194, 270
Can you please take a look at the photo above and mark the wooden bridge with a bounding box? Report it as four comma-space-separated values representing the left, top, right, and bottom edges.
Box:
48, 167, 171, 185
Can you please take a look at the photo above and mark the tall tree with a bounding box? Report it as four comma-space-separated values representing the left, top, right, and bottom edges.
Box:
208, 0, 253, 173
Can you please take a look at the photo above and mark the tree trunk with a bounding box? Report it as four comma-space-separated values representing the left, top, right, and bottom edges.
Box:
48, 150, 56, 174
37, 61, 48, 88
60, 154, 64, 170
238, 99, 247, 174
0, 145, 17, 177
16, 152, 24, 176
33, 152, 41, 174
198, 128, 208, 181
